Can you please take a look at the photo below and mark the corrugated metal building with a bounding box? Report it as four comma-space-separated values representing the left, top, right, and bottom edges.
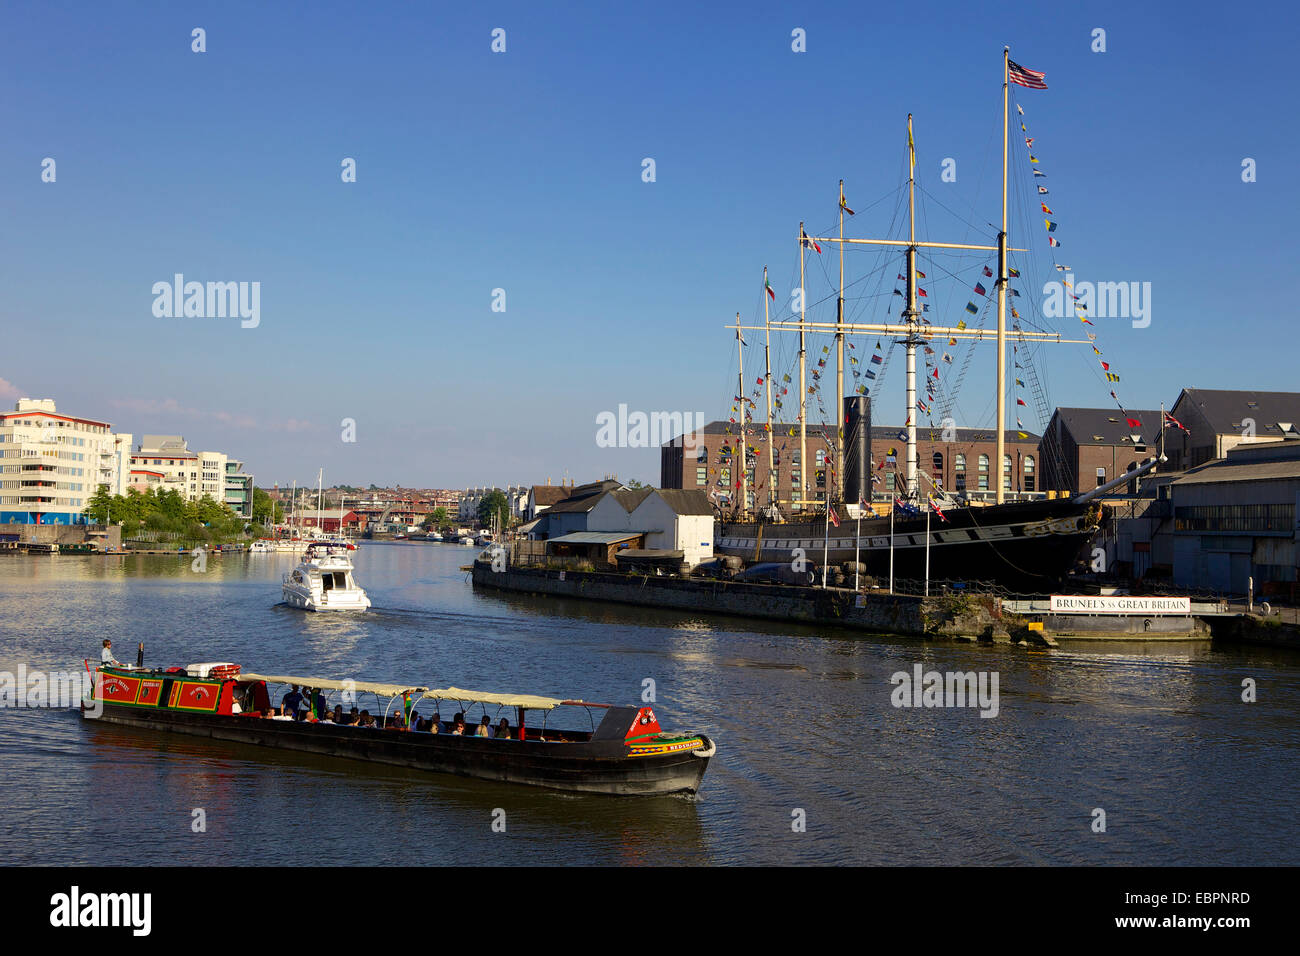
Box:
1167, 440, 1300, 594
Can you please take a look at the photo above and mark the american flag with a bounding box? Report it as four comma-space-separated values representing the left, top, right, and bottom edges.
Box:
1008, 59, 1047, 90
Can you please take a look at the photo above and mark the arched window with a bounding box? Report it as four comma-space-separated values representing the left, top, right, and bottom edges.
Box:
932, 452, 943, 473
978, 454, 989, 490
955, 453, 967, 491
1096, 466, 1106, 487
696, 444, 708, 462
1024, 455, 1035, 492
1003, 455, 1013, 492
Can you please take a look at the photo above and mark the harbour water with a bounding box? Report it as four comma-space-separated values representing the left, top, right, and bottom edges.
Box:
1, 543, 1297, 865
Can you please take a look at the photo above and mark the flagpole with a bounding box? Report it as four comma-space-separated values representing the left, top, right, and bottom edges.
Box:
996, 47, 1009, 506
764, 266, 775, 514
737, 314, 747, 519
924, 501, 931, 597
798, 221, 808, 514
854, 505, 861, 591
1159, 402, 1166, 466
889, 490, 895, 595
822, 484, 830, 589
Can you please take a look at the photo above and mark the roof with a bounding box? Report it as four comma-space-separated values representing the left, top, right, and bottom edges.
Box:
419, 687, 571, 710
544, 481, 625, 514
529, 485, 569, 507
1175, 388, 1300, 438
608, 487, 656, 511
239, 672, 426, 698
548, 531, 645, 545
1173, 444, 1300, 486
1051, 407, 1163, 446
653, 488, 713, 515
0, 408, 113, 428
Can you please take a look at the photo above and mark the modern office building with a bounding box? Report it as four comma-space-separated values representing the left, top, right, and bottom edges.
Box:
225, 459, 254, 519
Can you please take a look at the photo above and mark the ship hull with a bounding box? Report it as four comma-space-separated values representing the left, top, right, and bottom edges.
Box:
718, 498, 1100, 593
82, 703, 710, 796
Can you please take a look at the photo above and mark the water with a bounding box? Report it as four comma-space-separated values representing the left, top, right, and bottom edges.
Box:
1, 544, 1297, 865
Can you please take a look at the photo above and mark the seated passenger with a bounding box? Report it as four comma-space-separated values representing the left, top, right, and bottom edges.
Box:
430, 711, 441, 733
476, 715, 493, 738
332, 705, 344, 723
496, 718, 511, 739
345, 706, 360, 725
281, 685, 303, 718
358, 710, 375, 728
451, 718, 466, 735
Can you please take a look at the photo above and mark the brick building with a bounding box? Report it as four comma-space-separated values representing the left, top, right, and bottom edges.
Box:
661, 420, 1041, 512
1039, 407, 1163, 496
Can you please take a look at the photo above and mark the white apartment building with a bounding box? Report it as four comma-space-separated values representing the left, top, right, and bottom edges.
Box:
129, 435, 229, 504
0, 398, 133, 525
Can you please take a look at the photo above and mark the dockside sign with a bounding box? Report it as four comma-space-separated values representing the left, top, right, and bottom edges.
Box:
1050, 595, 1191, 614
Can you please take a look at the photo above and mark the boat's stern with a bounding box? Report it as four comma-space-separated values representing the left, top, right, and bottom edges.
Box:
593, 705, 715, 794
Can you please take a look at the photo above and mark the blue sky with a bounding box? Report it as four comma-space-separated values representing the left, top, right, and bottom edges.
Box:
1, 0, 1295, 489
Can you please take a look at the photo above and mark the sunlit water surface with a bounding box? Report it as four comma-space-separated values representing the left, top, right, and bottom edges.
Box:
1, 544, 1297, 865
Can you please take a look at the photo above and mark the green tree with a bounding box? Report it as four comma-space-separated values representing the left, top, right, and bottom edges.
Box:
251, 487, 283, 526
83, 485, 114, 524
477, 490, 509, 530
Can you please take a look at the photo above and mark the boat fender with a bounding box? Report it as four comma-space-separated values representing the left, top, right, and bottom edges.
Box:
692, 735, 716, 758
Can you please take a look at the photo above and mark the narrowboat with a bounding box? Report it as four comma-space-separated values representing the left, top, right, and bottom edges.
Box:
81, 663, 714, 796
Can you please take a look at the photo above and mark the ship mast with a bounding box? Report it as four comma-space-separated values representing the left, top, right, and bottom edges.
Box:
763, 266, 775, 514
736, 314, 747, 518
836, 180, 846, 501
996, 47, 1010, 505
904, 115, 919, 500
798, 221, 808, 513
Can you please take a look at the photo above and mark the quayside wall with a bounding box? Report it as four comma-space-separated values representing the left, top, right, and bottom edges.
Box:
471, 562, 1023, 641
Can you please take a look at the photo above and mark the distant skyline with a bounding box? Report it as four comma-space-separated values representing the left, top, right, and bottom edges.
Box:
3, 1, 1295, 488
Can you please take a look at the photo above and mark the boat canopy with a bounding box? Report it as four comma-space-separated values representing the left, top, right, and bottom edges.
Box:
239, 672, 426, 699
420, 687, 609, 711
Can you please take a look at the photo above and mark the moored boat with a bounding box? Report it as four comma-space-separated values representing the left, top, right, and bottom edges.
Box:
81, 663, 714, 796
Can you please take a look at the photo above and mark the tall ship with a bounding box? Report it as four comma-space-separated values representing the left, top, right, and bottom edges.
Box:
712, 50, 1159, 594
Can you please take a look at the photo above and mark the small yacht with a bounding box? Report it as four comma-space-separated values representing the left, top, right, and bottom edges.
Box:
282, 542, 371, 612
426, 531, 444, 542
249, 540, 275, 554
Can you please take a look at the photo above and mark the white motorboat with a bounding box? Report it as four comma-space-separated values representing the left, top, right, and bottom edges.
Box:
426, 531, 444, 541
282, 542, 371, 612
249, 540, 275, 554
